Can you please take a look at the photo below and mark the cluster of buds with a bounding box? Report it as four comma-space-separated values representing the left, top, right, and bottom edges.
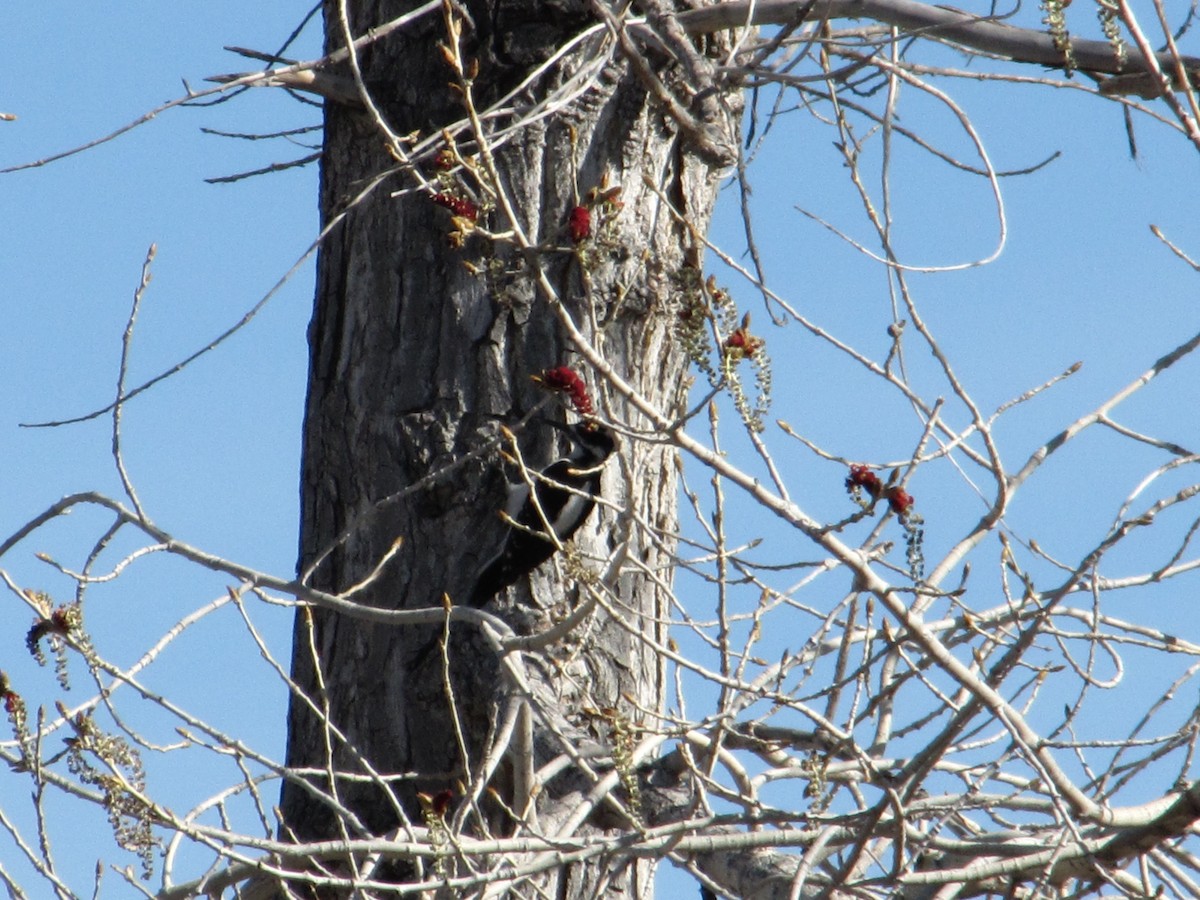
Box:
417, 789, 454, 877
585, 706, 643, 822
1097, 0, 1125, 69
802, 751, 832, 810
61, 704, 155, 879
0, 671, 19, 716
427, 135, 490, 247
567, 205, 591, 243
568, 181, 623, 256
676, 269, 729, 383
675, 270, 772, 432
431, 191, 479, 222
431, 188, 484, 248
720, 309, 771, 433
846, 465, 925, 582
534, 365, 597, 419
1041, 0, 1076, 73
846, 465, 914, 517
0, 671, 30, 761
27, 602, 84, 689
418, 788, 454, 819
723, 312, 765, 361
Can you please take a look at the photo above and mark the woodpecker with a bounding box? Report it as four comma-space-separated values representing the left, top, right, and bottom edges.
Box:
468, 421, 615, 607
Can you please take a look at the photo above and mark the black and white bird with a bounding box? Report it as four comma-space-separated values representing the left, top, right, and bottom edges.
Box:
468, 421, 616, 606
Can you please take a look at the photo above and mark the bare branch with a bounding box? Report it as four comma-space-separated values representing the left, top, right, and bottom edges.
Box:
678, 0, 1200, 79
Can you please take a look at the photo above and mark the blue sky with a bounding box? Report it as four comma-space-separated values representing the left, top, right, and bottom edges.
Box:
3, 4, 320, 892
3, 2, 1200, 895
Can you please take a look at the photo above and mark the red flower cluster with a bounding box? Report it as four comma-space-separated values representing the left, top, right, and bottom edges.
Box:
887, 488, 914, 516
724, 326, 764, 357
707, 276, 730, 306
26, 607, 76, 659
568, 205, 592, 243
846, 464, 883, 496
0, 671, 18, 715
418, 788, 455, 818
431, 192, 479, 221
846, 465, 915, 517
536, 366, 596, 418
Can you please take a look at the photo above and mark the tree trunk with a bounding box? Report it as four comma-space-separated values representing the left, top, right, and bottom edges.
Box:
280, 0, 738, 893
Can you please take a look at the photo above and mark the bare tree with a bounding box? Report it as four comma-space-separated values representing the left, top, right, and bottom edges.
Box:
3, 0, 1200, 898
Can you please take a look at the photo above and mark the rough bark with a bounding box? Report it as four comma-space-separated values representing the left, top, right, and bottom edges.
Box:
280, 0, 740, 894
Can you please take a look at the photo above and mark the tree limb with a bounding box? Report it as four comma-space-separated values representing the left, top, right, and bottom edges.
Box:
677, 0, 1200, 87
